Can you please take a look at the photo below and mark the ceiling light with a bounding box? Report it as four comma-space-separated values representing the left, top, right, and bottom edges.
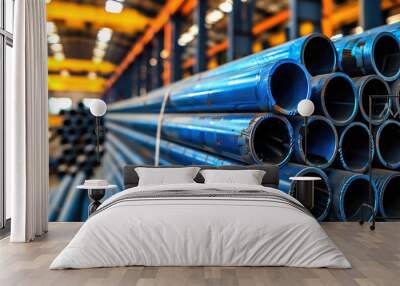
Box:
219, 0, 233, 13
93, 48, 106, 58
97, 27, 113, 43
50, 43, 63, 52
178, 38, 187, 47
387, 14, 400, 25
47, 22, 57, 34
105, 0, 123, 14
149, 58, 158, 66
54, 52, 65, 61
49, 97, 72, 115
60, 70, 70, 77
88, 72, 97, 80
160, 49, 169, 59
47, 34, 60, 44
354, 26, 364, 35
96, 41, 108, 50
188, 25, 199, 36
206, 10, 224, 25
46, 0, 52, 4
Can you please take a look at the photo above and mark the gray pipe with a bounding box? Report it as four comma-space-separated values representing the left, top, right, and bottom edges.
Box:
374, 119, 400, 169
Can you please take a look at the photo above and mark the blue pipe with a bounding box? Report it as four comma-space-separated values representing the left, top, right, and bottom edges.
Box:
334, 31, 400, 81
58, 172, 86, 222
374, 119, 400, 169
106, 113, 294, 166
48, 175, 73, 221
325, 169, 378, 222
311, 72, 358, 126
353, 75, 391, 125
108, 59, 311, 115
279, 163, 331, 221
390, 79, 400, 117
106, 133, 150, 165
194, 33, 336, 77
336, 122, 374, 173
106, 122, 237, 166
362, 22, 400, 41
291, 115, 338, 169
371, 168, 400, 219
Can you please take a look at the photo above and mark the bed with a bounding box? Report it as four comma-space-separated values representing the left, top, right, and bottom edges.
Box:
50, 165, 350, 269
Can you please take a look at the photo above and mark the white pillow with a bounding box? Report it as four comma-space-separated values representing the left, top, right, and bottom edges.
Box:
200, 169, 266, 185
135, 167, 200, 186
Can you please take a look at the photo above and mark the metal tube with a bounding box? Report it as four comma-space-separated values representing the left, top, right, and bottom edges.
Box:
106, 113, 294, 166
374, 119, 400, 169
106, 122, 238, 166
371, 168, 400, 219
336, 122, 374, 173
334, 31, 400, 81
311, 72, 358, 126
106, 133, 151, 165
57, 172, 86, 222
326, 169, 378, 222
291, 115, 338, 169
279, 163, 332, 221
108, 59, 311, 116
196, 33, 336, 77
48, 175, 74, 221
353, 75, 391, 125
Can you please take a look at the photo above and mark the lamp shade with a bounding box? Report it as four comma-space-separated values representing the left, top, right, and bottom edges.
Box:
297, 99, 315, 117
90, 99, 107, 117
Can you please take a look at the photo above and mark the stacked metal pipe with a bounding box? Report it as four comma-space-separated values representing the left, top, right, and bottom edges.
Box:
49, 103, 110, 221
54, 24, 400, 222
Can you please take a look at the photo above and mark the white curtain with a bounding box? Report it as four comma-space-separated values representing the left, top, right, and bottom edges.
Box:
7, 0, 49, 242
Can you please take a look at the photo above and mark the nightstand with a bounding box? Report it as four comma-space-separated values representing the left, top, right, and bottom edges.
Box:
289, 176, 321, 210
77, 182, 117, 216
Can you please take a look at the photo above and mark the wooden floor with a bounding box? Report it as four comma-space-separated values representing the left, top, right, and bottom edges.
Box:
1, 222, 399, 286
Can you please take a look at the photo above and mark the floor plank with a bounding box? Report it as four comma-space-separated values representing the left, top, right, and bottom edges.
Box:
0, 222, 399, 286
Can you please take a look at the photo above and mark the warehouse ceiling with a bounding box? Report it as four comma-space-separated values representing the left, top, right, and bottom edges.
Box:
47, 0, 400, 96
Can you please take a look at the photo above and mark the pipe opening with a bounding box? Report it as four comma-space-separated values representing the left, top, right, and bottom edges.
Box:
344, 178, 374, 221
340, 124, 371, 171
253, 117, 291, 164
382, 176, 400, 218
302, 118, 337, 167
293, 171, 330, 220
271, 62, 309, 112
360, 78, 390, 122
377, 121, 400, 167
303, 36, 336, 76
374, 35, 400, 78
323, 76, 356, 124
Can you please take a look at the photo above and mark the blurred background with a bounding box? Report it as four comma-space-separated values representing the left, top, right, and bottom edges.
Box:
47, 0, 400, 222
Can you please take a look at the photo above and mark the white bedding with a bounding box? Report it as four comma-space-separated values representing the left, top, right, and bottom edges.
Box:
50, 183, 351, 269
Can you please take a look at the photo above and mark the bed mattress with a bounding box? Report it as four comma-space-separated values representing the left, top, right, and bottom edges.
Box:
50, 183, 350, 269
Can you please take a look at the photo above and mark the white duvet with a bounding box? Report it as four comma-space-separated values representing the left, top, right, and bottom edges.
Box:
50, 183, 351, 269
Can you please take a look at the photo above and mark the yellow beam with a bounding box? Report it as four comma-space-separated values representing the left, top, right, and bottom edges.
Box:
46, 2, 149, 35
48, 58, 116, 74
48, 75, 105, 93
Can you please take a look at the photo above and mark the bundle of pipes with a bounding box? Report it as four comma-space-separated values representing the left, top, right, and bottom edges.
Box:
49, 103, 109, 222
93, 25, 400, 222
